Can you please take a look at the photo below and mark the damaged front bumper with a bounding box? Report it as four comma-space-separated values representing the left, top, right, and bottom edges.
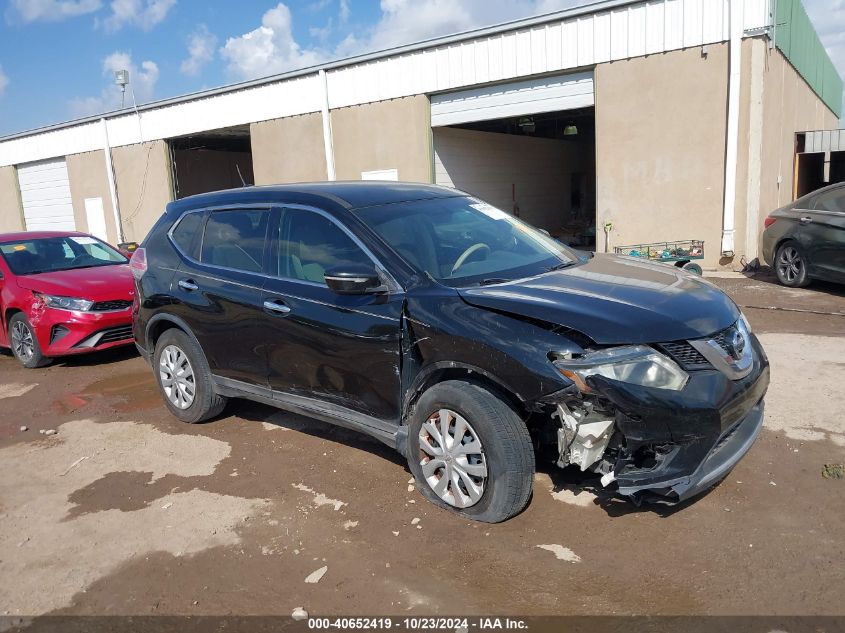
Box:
616, 400, 764, 503
550, 334, 770, 505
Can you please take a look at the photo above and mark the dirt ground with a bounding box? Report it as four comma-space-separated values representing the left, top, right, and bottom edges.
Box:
0, 270, 843, 618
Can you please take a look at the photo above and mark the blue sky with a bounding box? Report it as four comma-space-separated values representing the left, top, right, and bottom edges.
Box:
0, 0, 841, 137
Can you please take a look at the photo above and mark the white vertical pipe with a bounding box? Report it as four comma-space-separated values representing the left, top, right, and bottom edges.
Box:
319, 69, 337, 181
100, 117, 125, 243
721, 0, 743, 256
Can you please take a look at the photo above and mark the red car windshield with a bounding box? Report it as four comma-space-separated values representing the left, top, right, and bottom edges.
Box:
0, 236, 128, 276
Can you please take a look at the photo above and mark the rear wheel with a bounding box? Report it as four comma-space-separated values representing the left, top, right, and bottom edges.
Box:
153, 328, 227, 423
775, 242, 810, 287
407, 380, 534, 523
9, 313, 51, 368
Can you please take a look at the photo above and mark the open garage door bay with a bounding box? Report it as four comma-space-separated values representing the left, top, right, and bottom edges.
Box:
17, 159, 76, 232
432, 72, 597, 249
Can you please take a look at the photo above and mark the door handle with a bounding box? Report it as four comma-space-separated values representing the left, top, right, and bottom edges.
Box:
178, 279, 198, 292
799, 216, 813, 224
263, 299, 291, 315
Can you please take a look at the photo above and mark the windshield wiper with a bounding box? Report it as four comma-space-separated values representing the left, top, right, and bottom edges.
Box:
544, 261, 576, 272
478, 278, 511, 286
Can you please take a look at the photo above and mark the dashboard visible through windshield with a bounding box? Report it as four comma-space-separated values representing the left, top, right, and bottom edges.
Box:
0, 235, 127, 276
354, 196, 579, 287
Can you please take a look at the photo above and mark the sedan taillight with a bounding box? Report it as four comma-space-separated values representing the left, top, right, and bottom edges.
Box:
129, 248, 147, 280
763, 216, 777, 228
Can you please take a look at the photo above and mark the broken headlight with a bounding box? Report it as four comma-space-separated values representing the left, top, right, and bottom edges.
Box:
552, 345, 689, 392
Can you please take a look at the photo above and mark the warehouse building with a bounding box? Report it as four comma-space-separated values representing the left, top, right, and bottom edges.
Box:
0, 0, 840, 269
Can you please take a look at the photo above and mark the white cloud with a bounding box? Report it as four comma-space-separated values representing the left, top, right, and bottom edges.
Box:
220, 3, 323, 80
6, 0, 101, 23
181, 24, 217, 76
0, 65, 9, 98
219, 0, 584, 82
99, 0, 175, 31
68, 51, 159, 117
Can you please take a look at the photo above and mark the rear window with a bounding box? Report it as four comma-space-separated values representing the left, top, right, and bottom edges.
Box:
170, 211, 204, 259
200, 209, 269, 273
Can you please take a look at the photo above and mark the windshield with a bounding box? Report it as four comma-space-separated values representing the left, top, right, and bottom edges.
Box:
354, 196, 579, 287
0, 235, 127, 276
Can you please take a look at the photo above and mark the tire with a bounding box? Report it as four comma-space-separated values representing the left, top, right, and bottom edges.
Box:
775, 241, 810, 288
406, 380, 535, 523
153, 328, 227, 423
682, 262, 703, 276
8, 313, 51, 369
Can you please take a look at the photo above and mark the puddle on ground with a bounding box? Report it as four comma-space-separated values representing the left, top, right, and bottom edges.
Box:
78, 372, 160, 412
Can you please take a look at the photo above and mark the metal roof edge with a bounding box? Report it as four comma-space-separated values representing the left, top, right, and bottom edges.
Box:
0, 0, 638, 143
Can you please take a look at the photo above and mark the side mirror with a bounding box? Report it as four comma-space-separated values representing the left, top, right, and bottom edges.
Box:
118, 242, 139, 258
324, 265, 385, 295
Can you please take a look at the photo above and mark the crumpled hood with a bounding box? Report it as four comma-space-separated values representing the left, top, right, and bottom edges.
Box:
15, 265, 134, 302
458, 254, 739, 345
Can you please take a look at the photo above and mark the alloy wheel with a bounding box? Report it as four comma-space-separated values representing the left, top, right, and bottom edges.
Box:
418, 408, 488, 508
159, 344, 196, 410
11, 321, 35, 362
777, 246, 803, 283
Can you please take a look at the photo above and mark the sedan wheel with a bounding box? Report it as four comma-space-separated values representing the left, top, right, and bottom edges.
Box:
158, 344, 196, 409
11, 321, 35, 363
775, 243, 810, 287
418, 408, 489, 508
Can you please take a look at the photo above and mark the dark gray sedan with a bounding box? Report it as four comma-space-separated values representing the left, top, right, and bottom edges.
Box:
761, 182, 845, 287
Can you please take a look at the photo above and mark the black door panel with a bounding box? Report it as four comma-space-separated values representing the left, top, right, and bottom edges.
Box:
263, 207, 403, 423
262, 280, 403, 421
170, 207, 272, 386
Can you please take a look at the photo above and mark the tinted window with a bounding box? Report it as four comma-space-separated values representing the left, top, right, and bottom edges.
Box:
812, 188, 845, 213
0, 235, 127, 276
354, 196, 577, 287
276, 209, 372, 284
201, 210, 269, 272
171, 211, 204, 258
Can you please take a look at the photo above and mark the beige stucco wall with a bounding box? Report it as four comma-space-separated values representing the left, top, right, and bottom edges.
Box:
0, 165, 24, 233
754, 40, 839, 251
65, 150, 119, 244
595, 44, 729, 268
729, 38, 839, 266
331, 95, 431, 182
112, 140, 172, 242
251, 113, 327, 184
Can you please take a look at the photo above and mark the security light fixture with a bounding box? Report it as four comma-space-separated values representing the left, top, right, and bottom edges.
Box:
563, 123, 578, 136
114, 70, 129, 108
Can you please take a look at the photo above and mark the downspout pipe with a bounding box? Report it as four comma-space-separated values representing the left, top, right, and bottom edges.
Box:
721, 0, 743, 257
100, 117, 125, 244
319, 69, 337, 181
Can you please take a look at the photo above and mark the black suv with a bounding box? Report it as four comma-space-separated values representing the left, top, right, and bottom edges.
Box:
132, 183, 769, 522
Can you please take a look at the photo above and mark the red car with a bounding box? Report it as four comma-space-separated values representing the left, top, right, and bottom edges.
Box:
0, 231, 135, 368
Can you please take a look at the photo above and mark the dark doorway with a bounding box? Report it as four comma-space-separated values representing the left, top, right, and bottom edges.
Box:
169, 125, 254, 199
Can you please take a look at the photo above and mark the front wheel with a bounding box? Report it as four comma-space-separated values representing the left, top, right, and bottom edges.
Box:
9, 313, 51, 368
775, 242, 810, 287
407, 380, 535, 523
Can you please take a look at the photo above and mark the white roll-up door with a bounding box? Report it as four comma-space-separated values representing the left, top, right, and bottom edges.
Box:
430, 71, 594, 127
17, 159, 76, 232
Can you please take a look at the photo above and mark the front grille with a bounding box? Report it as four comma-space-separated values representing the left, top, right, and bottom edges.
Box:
711, 327, 732, 354
91, 300, 132, 312
96, 325, 134, 345
658, 341, 711, 370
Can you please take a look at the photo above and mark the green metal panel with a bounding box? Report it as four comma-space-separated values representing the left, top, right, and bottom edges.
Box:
774, 0, 842, 118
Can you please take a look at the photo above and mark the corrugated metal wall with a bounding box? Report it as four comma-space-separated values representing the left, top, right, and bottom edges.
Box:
774, 0, 843, 117
0, 0, 779, 168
